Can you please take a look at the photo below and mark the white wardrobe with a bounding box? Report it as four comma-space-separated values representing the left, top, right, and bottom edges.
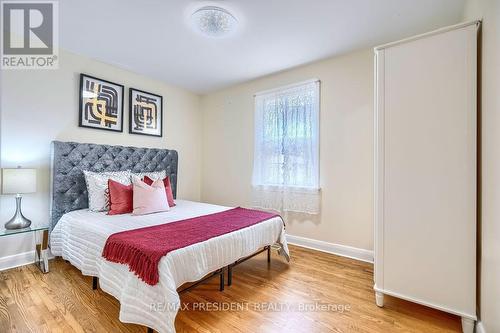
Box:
374, 21, 479, 333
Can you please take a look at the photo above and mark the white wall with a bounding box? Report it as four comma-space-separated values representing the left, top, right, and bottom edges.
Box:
0, 49, 202, 260
200, 49, 374, 251
463, 1, 500, 332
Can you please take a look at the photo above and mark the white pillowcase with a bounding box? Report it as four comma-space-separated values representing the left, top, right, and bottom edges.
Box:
132, 177, 170, 215
132, 170, 166, 181
83, 170, 131, 212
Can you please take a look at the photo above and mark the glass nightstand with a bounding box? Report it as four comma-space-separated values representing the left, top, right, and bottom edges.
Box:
0, 225, 50, 273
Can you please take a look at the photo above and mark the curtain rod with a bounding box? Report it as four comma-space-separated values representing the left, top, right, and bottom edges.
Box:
254, 78, 320, 97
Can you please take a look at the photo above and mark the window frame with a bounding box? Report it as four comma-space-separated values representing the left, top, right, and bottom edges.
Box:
252, 79, 320, 190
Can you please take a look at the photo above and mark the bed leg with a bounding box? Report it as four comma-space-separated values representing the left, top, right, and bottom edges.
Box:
267, 245, 271, 263
219, 269, 225, 291
147, 328, 154, 333
92, 276, 98, 290
227, 265, 232, 286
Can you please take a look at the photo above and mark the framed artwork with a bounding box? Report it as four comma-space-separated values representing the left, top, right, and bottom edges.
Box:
129, 88, 163, 137
79, 74, 124, 132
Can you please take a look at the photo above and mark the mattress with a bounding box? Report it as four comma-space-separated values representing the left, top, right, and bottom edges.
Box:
50, 200, 289, 333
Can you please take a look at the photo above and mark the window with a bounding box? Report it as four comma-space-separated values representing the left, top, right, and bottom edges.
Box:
252, 80, 320, 214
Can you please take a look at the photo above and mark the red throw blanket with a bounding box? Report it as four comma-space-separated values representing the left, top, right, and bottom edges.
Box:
102, 207, 280, 285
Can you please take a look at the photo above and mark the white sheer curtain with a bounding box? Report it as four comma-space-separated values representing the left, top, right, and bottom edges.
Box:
252, 80, 320, 214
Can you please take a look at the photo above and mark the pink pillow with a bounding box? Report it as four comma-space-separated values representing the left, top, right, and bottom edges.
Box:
143, 176, 176, 207
132, 178, 170, 215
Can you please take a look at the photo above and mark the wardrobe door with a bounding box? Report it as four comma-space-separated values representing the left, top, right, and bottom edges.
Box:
375, 22, 477, 321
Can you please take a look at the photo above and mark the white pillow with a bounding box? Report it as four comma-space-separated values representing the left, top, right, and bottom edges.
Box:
132, 170, 166, 181
83, 170, 131, 212
132, 177, 170, 215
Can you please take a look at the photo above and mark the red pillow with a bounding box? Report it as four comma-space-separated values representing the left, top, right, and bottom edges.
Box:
143, 176, 176, 207
107, 179, 133, 215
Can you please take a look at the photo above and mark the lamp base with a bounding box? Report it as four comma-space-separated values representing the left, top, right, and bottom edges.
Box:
4, 195, 32, 230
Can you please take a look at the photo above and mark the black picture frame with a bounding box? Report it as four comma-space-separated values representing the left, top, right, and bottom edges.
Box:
128, 87, 163, 137
78, 73, 124, 132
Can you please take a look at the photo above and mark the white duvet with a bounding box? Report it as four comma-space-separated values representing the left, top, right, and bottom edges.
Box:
50, 200, 289, 333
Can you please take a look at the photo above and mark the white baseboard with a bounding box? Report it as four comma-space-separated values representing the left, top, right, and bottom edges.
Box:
286, 234, 374, 263
0, 251, 36, 271
476, 321, 486, 333
2, 236, 374, 269
0, 250, 54, 271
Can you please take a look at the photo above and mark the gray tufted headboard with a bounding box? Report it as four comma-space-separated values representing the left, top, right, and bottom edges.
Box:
50, 141, 178, 231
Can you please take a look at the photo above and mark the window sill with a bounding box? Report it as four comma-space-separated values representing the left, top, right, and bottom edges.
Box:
252, 184, 321, 193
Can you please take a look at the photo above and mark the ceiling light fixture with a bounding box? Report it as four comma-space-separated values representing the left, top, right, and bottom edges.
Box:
191, 6, 238, 38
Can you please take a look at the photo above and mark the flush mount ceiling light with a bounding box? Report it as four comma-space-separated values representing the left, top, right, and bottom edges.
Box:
191, 6, 238, 38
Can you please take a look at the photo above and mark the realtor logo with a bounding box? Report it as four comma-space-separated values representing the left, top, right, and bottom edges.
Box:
1, 1, 59, 69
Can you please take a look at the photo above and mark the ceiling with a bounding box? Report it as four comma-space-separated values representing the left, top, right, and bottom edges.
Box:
60, 0, 465, 93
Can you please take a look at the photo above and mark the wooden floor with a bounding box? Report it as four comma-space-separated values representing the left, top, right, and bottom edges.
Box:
0, 245, 461, 333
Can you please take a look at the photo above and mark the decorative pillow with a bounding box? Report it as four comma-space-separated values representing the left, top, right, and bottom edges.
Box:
132, 170, 166, 181
132, 178, 170, 215
143, 176, 176, 207
83, 170, 131, 212
107, 179, 133, 215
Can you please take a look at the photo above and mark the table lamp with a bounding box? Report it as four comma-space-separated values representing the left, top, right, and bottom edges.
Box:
2, 167, 37, 230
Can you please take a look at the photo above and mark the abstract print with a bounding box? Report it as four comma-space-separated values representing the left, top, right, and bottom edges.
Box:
129, 88, 162, 137
79, 74, 124, 132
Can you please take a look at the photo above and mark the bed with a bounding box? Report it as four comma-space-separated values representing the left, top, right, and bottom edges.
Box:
49, 141, 289, 333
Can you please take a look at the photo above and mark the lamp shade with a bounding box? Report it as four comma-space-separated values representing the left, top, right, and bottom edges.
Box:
1, 168, 37, 194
